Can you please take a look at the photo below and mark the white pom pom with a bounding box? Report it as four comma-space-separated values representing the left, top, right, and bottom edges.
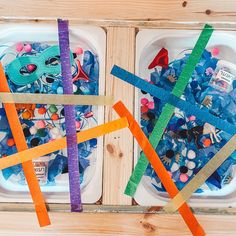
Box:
187, 150, 196, 159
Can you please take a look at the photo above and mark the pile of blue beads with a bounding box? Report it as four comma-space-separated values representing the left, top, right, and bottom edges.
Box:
141, 48, 236, 193
0, 41, 99, 186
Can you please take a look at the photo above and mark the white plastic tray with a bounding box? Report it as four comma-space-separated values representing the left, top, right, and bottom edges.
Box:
0, 23, 106, 204
135, 28, 236, 207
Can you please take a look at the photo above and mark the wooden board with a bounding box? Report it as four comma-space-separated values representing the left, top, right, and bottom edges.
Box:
103, 27, 135, 205
0, 0, 236, 235
1, 0, 236, 23
0, 211, 235, 236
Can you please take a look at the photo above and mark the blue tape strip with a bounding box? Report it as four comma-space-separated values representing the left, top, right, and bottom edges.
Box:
111, 65, 236, 135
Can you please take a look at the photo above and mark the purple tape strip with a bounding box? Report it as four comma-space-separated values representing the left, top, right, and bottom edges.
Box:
57, 19, 82, 212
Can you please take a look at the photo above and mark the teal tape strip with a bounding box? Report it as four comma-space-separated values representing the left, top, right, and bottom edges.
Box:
123, 24, 214, 197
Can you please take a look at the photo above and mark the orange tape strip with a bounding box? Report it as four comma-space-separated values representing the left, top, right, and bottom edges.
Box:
0, 117, 128, 170
0, 63, 50, 227
113, 101, 204, 236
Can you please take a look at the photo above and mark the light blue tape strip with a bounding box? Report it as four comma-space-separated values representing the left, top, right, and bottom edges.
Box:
111, 65, 236, 135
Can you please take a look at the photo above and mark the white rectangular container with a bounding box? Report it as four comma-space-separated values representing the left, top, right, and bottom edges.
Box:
0, 23, 106, 204
135, 28, 236, 208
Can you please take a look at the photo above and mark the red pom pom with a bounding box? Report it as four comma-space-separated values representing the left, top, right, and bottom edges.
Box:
141, 106, 149, 113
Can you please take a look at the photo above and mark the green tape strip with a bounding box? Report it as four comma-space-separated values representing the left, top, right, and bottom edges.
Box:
125, 24, 214, 197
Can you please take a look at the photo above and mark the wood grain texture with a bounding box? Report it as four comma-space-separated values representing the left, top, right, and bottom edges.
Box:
0, 211, 235, 236
0, 0, 236, 235
0, 0, 236, 22
102, 27, 135, 205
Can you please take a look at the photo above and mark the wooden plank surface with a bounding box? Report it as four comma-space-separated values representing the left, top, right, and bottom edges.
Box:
0, 211, 235, 236
0, 0, 236, 22
0, 0, 236, 235
103, 27, 135, 205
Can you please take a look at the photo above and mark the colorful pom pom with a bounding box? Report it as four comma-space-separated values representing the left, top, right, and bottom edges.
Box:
180, 173, 188, 183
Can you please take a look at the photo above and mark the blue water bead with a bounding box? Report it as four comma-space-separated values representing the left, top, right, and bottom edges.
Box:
79, 158, 90, 172
150, 71, 160, 84
88, 55, 99, 81
141, 126, 149, 137
195, 65, 206, 75
206, 171, 222, 189
79, 84, 91, 95
184, 87, 198, 105
198, 142, 217, 156
220, 129, 233, 142
89, 138, 97, 148
229, 88, 236, 102
230, 150, 236, 162
75, 105, 92, 114
51, 81, 60, 91
152, 173, 161, 184
203, 60, 217, 73
172, 170, 181, 182
31, 43, 49, 52
2, 164, 22, 180
233, 80, 236, 89
195, 188, 204, 193
57, 86, 64, 94
217, 159, 233, 177
156, 137, 174, 157
175, 181, 186, 191
141, 117, 149, 127
145, 163, 154, 177
146, 122, 154, 133
0, 115, 9, 130
202, 49, 212, 60
48, 154, 68, 182
6, 145, 17, 156
82, 51, 95, 76
190, 80, 199, 90
78, 148, 91, 158
222, 102, 236, 123
79, 175, 84, 184
0, 108, 6, 116
172, 59, 182, 71
81, 80, 96, 95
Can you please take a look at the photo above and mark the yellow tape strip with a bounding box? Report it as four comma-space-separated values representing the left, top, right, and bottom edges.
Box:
0, 92, 114, 105
0, 117, 128, 169
164, 134, 236, 213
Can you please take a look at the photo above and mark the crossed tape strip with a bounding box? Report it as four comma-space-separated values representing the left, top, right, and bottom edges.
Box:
0, 117, 128, 169
0, 101, 204, 235
0, 63, 51, 227
111, 65, 236, 214
163, 134, 236, 212
111, 65, 236, 135
113, 101, 205, 236
58, 19, 82, 212
111, 24, 214, 198
0, 92, 113, 106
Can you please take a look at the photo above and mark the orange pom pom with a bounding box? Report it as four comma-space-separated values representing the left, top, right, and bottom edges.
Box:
7, 138, 15, 147
51, 113, 59, 121
22, 110, 31, 120
203, 138, 211, 147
